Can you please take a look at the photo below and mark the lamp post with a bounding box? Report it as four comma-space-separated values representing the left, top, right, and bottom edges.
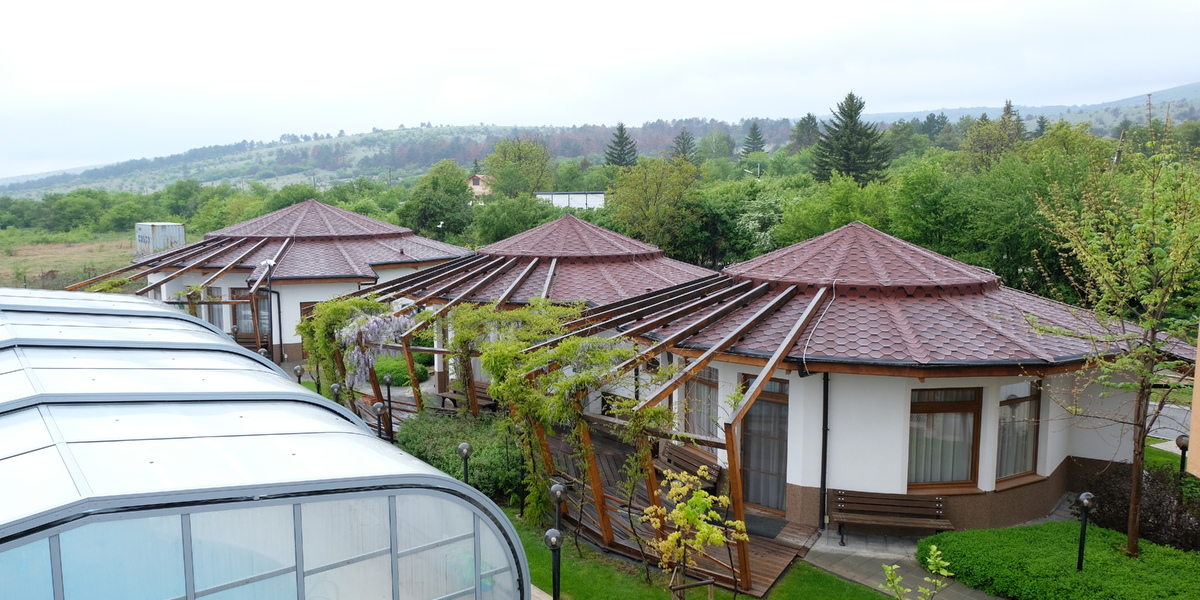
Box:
370, 403, 386, 439
543, 528, 562, 600
382, 373, 394, 440
550, 483, 566, 531
293, 364, 305, 385
330, 383, 341, 405
458, 442, 473, 485
1077, 492, 1094, 571
1177, 435, 1190, 475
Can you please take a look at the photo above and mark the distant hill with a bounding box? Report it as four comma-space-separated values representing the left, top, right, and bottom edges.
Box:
862, 82, 1200, 129
4, 82, 1197, 199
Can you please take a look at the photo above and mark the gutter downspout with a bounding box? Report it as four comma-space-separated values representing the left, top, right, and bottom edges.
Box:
819, 371, 830, 530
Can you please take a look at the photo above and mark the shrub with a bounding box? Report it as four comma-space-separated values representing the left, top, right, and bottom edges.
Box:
918, 521, 1200, 600
1080, 462, 1200, 552
374, 354, 429, 385
394, 411, 522, 502
414, 352, 435, 366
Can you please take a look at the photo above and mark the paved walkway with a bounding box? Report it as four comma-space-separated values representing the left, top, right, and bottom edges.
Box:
801, 493, 1078, 599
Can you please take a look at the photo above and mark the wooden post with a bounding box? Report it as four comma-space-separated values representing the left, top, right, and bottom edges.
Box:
640, 434, 664, 541
723, 422, 752, 591
400, 338, 424, 412
578, 414, 614, 546
462, 354, 480, 417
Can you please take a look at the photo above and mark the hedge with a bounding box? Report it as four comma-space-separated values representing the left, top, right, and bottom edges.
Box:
917, 521, 1200, 600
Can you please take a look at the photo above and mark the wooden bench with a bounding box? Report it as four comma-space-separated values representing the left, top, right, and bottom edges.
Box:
655, 442, 724, 492
828, 489, 953, 546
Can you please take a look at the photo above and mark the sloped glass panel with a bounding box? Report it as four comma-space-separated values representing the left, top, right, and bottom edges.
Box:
21, 347, 273, 371
0, 370, 36, 403
0, 447, 78, 526
0, 537, 52, 600
60, 515, 184, 600
51, 402, 358, 443
192, 504, 295, 591
37, 368, 290, 396
0, 407, 52, 460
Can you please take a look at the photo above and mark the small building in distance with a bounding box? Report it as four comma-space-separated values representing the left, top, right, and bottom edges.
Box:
468, 174, 492, 196
70, 199, 472, 362
0, 288, 529, 600
534, 191, 605, 209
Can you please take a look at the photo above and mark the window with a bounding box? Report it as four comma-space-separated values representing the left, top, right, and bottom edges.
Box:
683, 367, 719, 439
997, 383, 1040, 480
231, 288, 269, 335
205, 287, 223, 330
908, 388, 981, 487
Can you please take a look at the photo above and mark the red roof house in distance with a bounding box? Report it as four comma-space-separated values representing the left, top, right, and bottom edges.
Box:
70, 199, 471, 361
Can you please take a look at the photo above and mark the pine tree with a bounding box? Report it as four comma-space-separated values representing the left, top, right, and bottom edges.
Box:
999, 100, 1027, 144
605, 122, 638, 167
670, 128, 697, 164
786, 113, 820, 154
741, 121, 766, 157
812, 92, 892, 185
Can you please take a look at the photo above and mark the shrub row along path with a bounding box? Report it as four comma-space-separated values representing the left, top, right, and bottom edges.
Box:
804, 492, 1079, 600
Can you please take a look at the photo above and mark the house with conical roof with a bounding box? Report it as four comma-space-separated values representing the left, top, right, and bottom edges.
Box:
582, 221, 1193, 534
509, 221, 1191, 567
69, 199, 471, 361
344, 214, 716, 412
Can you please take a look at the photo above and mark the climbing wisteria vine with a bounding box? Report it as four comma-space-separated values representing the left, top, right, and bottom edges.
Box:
336, 312, 414, 388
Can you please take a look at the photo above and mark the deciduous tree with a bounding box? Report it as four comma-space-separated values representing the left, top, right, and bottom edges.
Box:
484, 138, 554, 196
607, 157, 701, 258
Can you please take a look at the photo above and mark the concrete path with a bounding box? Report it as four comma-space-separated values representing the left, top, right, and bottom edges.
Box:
801, 493, 1078, 599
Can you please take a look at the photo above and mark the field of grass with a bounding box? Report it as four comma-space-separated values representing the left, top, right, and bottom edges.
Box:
0, 229, 136, 289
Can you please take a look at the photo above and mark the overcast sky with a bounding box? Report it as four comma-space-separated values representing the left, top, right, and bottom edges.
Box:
2, 0, 1197, 179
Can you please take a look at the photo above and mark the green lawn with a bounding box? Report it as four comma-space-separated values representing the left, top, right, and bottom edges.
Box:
503, 507, 884, 600
1145, 436, 1184, 471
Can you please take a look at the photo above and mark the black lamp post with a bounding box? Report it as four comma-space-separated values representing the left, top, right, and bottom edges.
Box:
293, 364, 305, 385
458, 442, 473, 485
330, 383, 341, 405
370, 403, 386, 439
1077, 492, 1094, 571
543, 528, 562, 600
230, 324, 238, 338
550, 483, 566, 531
1177, 435, 1190, 474
382, 373, 394, 440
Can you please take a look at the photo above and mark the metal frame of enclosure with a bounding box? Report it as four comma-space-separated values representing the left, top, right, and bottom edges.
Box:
0, 288, 529, 600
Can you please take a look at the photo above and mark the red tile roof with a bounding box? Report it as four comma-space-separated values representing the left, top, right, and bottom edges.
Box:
407, 215, 714, 305
138, 199, 470, 281
643, 222, 1192, 370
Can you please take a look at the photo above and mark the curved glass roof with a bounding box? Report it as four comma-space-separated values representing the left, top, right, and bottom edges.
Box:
0, 290, 518, 567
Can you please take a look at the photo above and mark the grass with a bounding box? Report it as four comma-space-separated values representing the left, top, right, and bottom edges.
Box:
1145, 436, 1184, 471
0, 229, 135, 288
503, 507, 884, 600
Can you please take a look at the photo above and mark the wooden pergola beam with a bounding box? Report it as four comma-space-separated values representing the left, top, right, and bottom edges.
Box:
396, 256, 509, 316
248, 238, 293, 296
634, 285, 799, 411
197, 238, 270, 290
574, 273, 724, 323
134, 238, 251, 296
540, 258, 558, 299
495, 257, 540, 306
728, 286, 830, 427
343, 254, 486, 301
65, 238, 228, 291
